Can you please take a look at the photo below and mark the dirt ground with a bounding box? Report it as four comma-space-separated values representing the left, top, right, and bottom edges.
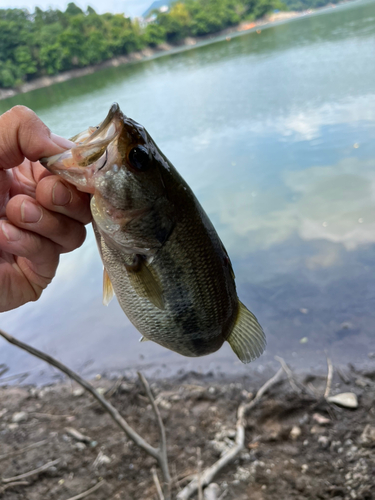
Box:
0, 364, 374, 500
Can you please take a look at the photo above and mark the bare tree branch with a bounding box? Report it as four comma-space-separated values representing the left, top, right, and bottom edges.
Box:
2, 458, 60, 484
324, 354, 333, 399
152, 467, 164, 500
274, 356, 300, 393
0, 329, 171, 495
66, 480, 105, 500
138, 371, 171, 498
197, 447, 203, 500
0, 481, 29, 493
0, 440, 48, 463
176, 367, 284, 500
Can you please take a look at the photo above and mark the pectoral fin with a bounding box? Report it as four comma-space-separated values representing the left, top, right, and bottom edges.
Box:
103, 268, 115, 306
126, 255, 165, 310
139, 336, 150, 342
227, 301, 266, 363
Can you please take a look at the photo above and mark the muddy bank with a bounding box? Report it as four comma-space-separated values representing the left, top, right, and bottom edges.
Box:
0, 9, 328, 102
1, 364, 374, 499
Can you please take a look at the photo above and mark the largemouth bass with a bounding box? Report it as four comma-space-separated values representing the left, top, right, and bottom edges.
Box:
41, 104, 266, 363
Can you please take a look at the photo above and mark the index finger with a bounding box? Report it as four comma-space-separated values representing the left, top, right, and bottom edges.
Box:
0, 106, 74, 170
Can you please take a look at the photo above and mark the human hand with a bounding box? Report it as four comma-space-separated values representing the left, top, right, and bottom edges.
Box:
0, 106, 92, 312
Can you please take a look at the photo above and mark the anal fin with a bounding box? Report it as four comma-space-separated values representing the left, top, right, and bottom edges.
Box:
103, 268, 115, 306
227, 301, 266, 363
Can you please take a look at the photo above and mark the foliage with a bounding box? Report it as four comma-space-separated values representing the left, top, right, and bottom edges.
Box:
0, 0, 338, 88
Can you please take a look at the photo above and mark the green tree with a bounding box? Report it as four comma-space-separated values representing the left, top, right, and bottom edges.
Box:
144, 23, 167, 46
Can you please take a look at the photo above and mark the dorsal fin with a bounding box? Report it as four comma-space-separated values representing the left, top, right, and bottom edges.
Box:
103, 268, 115, 306
227, 301, 266, 363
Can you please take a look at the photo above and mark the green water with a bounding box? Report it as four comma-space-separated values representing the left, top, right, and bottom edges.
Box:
1, 0, 375, 383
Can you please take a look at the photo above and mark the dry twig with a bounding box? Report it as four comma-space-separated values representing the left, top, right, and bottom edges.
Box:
274, 356, 301, 393
65, 480, 105, 500
197, 447, 203, 500
2, 458, 60, 484
176, 367, 284, 500
0, 481, 29, 493
324, 354, 333, 399
0, 329, 171, 499
138, 372, 171, 498
0, 440, 48, 463
152, 467, 164, 500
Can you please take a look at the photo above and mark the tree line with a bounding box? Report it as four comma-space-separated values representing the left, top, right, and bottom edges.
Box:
0, 0, 338, 88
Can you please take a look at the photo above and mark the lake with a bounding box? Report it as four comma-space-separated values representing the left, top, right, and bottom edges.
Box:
1, 0, 375, 384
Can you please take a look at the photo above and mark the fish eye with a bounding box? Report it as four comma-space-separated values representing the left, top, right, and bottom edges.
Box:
128, 145, 151, 172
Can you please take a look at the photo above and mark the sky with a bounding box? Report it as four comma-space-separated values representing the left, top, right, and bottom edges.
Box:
0, 0, 151, 17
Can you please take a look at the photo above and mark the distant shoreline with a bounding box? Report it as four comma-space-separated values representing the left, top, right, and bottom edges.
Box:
0, 5, 348, 102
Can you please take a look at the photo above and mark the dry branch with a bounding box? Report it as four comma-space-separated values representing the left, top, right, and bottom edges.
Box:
0, 329, 171, 499
197, 447, 203, 500
274, 356, 301, 393
324, 355, 333, 399
152, 467, 164, 500
138, 371, 171, 497
176, 367, 284, 500
0, 481, 29, 493
66, 480, 105, 500
2, 458, 60, 483
0, 440, 48, 462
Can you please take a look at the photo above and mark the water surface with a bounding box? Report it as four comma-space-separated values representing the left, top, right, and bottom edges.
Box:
1, 0, 375, 383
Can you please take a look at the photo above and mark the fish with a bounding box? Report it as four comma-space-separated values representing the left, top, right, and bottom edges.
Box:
41, 103, 266, 363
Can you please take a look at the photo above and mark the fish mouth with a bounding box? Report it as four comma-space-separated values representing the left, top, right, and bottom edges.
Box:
40, 103, 124, 192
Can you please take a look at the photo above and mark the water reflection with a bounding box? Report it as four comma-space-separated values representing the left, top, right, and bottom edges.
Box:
0, 0, 375, 383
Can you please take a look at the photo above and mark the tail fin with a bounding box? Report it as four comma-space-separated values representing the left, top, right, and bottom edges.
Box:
227, 301, 266, 363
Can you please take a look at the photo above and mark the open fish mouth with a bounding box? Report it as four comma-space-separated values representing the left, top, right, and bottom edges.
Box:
40, 103, 124, 192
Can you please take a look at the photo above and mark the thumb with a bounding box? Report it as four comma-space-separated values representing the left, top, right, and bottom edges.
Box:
0, 106, 74, 170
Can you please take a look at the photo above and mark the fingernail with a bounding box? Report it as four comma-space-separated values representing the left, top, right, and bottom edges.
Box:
21, 200, 43, 223
1, 221, 22, 241
51, 133, 75, 150
53, 181, 72, 206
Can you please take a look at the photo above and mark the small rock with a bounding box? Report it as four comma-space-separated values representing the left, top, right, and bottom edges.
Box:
355, 377, 371, 388
300, 337, 308, 344
318, 435, 330, 449
204, 483, 220, 500
73, 388, 85, 397
12, 411, 28, 423
8, 423, 18, 430
312, 413, 331, 425
310, 425, 325, 434
296, 476, 308, 491
158, 399, 171, 410
119, 382, 133, 393
327, 392, 358, 409
75, 442, 86, 451
290, 425, 302, 440
301, 464, 308, 473
0, 409, 7, 419
359, 424, 375, 446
